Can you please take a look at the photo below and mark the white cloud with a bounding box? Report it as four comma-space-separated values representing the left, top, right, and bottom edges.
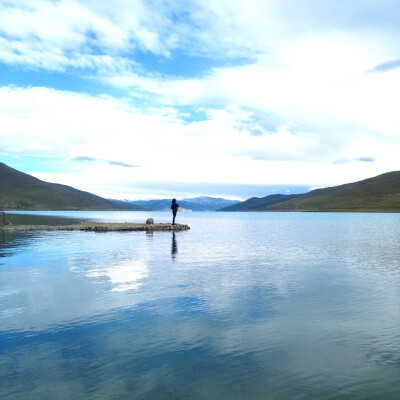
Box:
1, 0, 399, 73
2, 0, 400, 198
1, 85, 399, 199
0, 0, 176, 70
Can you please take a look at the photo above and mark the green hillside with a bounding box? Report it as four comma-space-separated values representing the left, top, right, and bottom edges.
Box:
267, 171, 400, 212
0, 162, 145, 211
219, 194, 302, 211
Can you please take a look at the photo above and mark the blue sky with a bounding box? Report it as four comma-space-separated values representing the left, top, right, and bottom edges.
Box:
1, 0, 400, 200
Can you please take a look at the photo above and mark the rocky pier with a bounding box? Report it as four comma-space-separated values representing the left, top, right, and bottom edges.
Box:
0, 222, 190, 232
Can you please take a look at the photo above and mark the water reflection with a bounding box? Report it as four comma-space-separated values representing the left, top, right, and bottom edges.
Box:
2, 212, 400, 399
4, 212, 88, 226
81, 259, 149, 292
0, 212, 89, 261
0, 230, 36, 260
171, 232, 178, 261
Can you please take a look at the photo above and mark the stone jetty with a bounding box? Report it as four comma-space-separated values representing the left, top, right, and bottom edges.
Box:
0, 222, 190, 232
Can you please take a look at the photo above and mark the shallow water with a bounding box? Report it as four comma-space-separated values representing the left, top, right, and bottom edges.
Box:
2, 211, 400, 399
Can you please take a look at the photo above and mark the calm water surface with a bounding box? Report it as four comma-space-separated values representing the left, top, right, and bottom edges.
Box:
1, 211, 400, 399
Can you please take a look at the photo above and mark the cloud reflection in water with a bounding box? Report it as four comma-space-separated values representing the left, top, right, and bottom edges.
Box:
84, 259, 149, 292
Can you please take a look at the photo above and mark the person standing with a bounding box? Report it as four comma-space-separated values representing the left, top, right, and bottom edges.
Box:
171, 198, 179, 225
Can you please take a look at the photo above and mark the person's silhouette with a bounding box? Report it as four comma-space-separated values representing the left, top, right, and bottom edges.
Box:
171, 198, 179, 225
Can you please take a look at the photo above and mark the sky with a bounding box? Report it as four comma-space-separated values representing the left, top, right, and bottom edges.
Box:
1, 0, 400, 200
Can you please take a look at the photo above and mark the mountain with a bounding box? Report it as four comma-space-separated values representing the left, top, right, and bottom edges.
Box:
265, 171, 400, 212
0, 162, 146, 211
130, 196, 240, 211
183, 196, 240, 209
129, 199, 180, 211
219, 194, 303, 211
221, 171, 400, 212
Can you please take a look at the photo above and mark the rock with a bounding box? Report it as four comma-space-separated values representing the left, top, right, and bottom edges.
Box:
146, 218, 154, 224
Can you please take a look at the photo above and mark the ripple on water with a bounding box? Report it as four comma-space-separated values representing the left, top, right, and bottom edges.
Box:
2, 212, 400, 399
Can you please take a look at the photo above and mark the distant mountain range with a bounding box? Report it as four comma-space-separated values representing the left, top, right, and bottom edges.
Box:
0, 162, 238, 211
0, 162, 146, 211
2, 162, 400, 212
129, 196, 240, 211
219, 171, 400, 212
220, 194, 303, 211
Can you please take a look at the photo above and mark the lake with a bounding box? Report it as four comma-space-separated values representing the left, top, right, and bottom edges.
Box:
1, 211, 400, 399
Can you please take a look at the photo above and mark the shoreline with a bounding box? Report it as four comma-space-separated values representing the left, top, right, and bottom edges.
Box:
0, 222, 190, 232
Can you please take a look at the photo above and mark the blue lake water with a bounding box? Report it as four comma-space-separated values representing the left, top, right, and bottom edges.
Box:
2, 211, 400, 399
